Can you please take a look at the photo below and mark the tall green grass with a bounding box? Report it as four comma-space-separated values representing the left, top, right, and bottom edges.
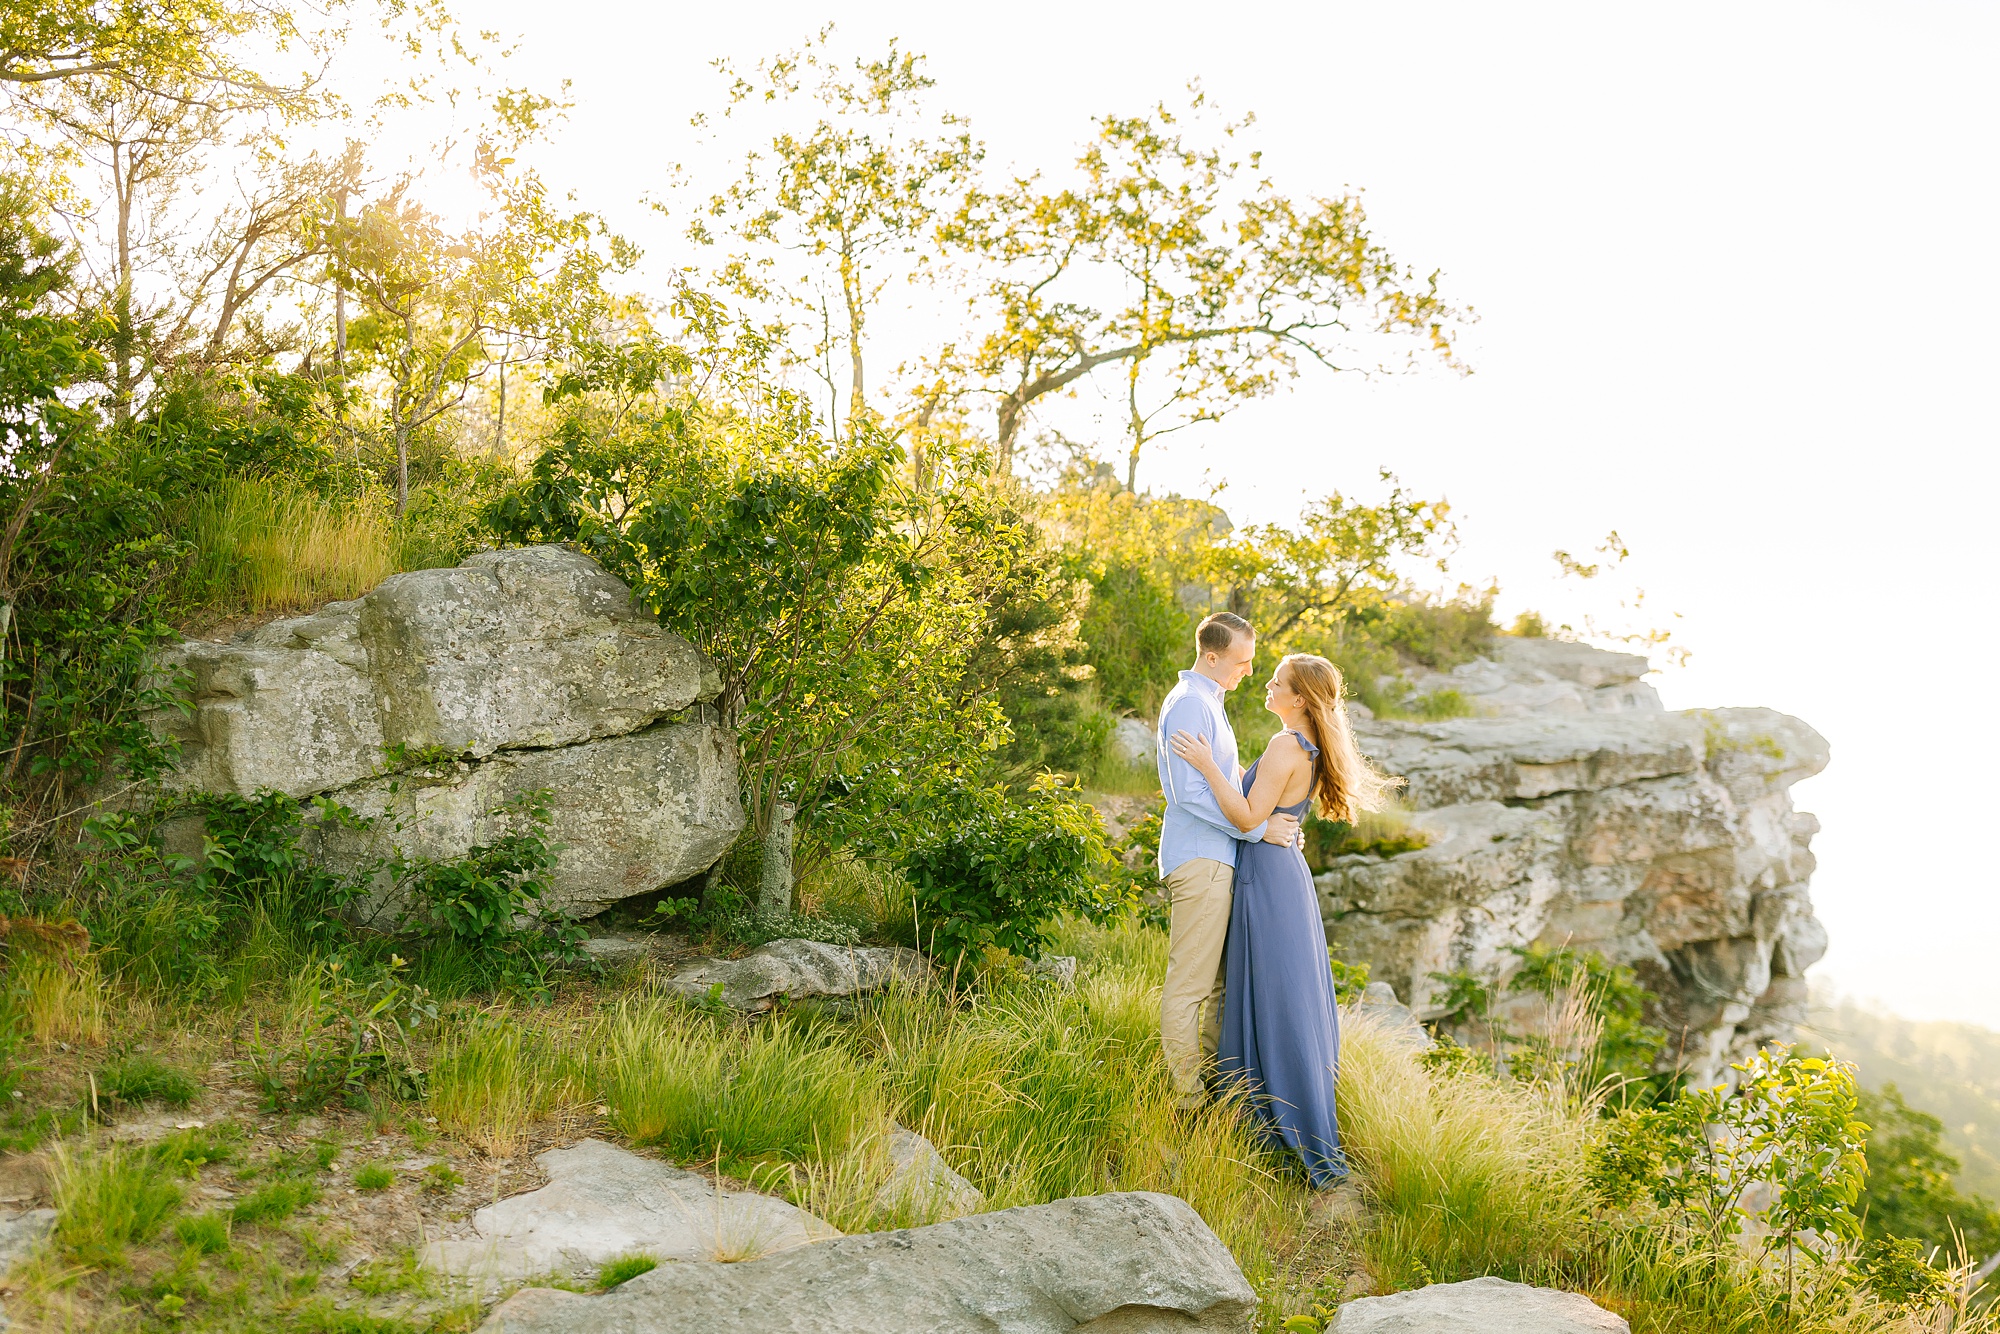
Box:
172, 476, 397, 617
603, 1002, 886, 1174
430, 1011, 591, 1157
51, 1142, 185, 1267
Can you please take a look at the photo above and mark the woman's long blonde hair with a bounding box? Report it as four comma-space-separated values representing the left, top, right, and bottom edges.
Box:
1280, 654, 1401, 822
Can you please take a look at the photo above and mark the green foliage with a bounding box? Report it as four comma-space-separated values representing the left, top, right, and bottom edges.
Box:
1593, 1045, 1869, 1284
492, 408, 1049, 859
1856, 1083, 2000, 1259
231, 1176, 320, 1226
388, 789, 585, 990
1328, 955, 1371, 1006
52, 1142, 185, 1268
91, 1054, 198, 1110
352, 1163, 394, 1191
419, 1162, 463, 1194
1304, 814, 1429, 870
896, 777, 1111, 962
595, 1253, 660, 1289
71, 792, 353, 1000
246, 958, 434, 1113
171, 1209, 232, 1256
606, 1003, 885, 1174
1508, 945, 1670, 1093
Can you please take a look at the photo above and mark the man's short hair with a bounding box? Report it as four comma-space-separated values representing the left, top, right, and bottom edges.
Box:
1196, 612, 1253, 656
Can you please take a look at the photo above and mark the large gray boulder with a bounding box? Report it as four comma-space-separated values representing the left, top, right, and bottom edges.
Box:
423, 1139, 836, 1281
474, 1191, 1255, 1333
1326, 640, 1830, 1086
150, 546, 743, 916
662, 939, 934, 1013
1332, 1277, 1628, 1332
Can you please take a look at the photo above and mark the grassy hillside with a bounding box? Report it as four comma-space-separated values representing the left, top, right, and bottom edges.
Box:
1807, 992, 2000, 1202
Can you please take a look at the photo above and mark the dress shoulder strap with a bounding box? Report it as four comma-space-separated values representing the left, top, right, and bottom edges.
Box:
1286, 727, 1322, 760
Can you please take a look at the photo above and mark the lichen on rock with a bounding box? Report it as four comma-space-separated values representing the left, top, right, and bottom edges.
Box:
149, 545, 745, 917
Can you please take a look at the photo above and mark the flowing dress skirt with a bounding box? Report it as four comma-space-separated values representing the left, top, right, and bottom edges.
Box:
1215, 745, 1346, 1187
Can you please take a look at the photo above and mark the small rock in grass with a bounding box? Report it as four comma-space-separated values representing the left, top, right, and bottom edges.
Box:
873, 1126, 982, 1220
422, 1138, 835, 1281
662, 939, 933, 1012
1332, 1276, 1630, 1332
0, 1208, 56, 1273
1024, 955, 1078, 989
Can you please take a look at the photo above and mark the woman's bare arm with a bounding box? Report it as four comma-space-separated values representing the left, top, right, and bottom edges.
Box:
1168, 730, 1309, 832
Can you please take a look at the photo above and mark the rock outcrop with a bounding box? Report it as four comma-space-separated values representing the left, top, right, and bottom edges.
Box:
475, 1191, 1256, 1334
1333, 1277, 1629, 1332
151, 546, 744, 917
1323, 640, 1828, 1085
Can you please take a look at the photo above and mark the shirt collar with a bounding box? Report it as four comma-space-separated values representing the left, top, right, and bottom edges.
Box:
1178, 669, 1224, 700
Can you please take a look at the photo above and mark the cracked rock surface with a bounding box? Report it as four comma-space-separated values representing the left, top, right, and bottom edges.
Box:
474, 1191, 1255, 1334
421, 1139, 836, 1282
1324, 641, 1828, 1085
149, 546, 743, 916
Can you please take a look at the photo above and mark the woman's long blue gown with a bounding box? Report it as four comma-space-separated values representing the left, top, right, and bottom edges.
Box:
1217, 730, 1347, 1187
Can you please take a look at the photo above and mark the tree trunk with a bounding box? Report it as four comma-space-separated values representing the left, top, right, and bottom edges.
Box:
112, 142, 135, 422
758, 801, 797, 920
394, 421, 409, 518
495, 353, 507, 458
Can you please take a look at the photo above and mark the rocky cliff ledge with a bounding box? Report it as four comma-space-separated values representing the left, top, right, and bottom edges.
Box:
152, 546, 744, 917
1329, 639, 1828, 1086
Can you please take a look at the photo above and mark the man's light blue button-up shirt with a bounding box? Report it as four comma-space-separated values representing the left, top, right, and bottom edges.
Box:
1155, 670, 1268, 877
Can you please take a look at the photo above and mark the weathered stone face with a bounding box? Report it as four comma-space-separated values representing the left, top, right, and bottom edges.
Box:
1322, 645, 1829, 1087
151, 546, 743, 917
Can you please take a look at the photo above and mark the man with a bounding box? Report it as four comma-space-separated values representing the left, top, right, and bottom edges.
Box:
1155, 611, 1300, 1107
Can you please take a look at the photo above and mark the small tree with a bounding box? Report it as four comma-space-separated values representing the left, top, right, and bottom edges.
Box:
950, 93, 1468, 482
325, 139, 627, 514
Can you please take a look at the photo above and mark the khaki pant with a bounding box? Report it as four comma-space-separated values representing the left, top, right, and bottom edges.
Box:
1160, 857, 1233, 1099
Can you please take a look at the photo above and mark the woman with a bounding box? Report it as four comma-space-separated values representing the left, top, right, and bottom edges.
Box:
1168, 653, 1395, 1188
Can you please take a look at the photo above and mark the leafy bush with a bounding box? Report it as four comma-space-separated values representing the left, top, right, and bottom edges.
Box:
1592, 1046, 1873, 1291
386, 789, 586, 991
897, 778, 1110, 962
246, 958, 434, 1112
1855, 1082, 2000, 1260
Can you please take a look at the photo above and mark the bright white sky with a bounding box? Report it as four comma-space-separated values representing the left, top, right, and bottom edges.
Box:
357, 1, 2000, 1025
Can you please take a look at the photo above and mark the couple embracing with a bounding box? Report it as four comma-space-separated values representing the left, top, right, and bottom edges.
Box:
1154, 611, 1392, 1190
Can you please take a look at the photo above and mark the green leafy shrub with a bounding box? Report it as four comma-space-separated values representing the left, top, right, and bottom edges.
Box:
898, 778, 1109, 962
388, 789, 586, 989
246, 958, 434, 1112
1592, 1046, 1870, 1286
1329, 955, 1371, 1005
1855, 1082, 2000, 1260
